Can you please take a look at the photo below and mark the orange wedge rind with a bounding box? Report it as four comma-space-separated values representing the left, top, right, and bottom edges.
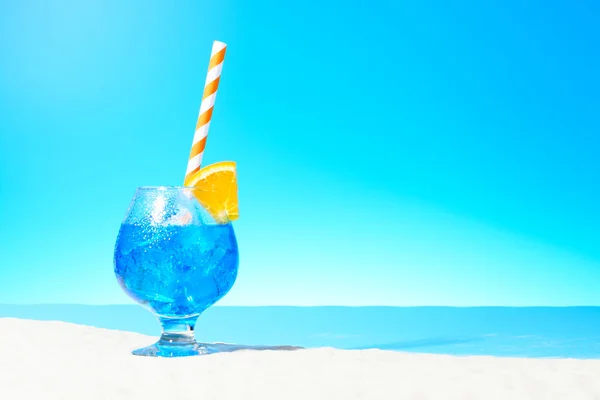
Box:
185, 161, 238, 224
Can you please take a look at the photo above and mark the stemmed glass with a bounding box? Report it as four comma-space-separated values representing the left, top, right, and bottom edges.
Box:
114, 186, 298, 357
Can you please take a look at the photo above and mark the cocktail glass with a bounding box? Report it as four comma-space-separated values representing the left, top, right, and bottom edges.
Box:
114, 186, 298, 357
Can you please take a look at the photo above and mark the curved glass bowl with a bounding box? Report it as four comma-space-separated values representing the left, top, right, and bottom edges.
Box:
114, 186, 302, 357
114, 186, 240, 357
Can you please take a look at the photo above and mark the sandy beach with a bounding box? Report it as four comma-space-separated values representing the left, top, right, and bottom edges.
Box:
1, 318, 600, 399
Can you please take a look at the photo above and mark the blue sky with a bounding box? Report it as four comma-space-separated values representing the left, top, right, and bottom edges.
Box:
1, 0, 599, 306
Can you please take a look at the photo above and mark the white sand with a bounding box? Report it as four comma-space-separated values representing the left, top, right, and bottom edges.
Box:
1, 318, 600, 399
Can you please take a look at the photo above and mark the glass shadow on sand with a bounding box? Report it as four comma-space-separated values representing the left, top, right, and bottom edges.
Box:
134, 341, 303, 358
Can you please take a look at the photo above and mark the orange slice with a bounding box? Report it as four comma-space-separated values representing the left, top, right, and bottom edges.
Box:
185, 161, 238, 223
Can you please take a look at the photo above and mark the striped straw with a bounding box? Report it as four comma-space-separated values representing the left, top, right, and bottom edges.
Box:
184, 40, 227, 186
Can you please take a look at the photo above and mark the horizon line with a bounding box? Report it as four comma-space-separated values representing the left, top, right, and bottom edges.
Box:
2, 304, 600, 308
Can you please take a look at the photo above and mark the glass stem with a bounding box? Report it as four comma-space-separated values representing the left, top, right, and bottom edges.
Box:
158, 315, 198, 346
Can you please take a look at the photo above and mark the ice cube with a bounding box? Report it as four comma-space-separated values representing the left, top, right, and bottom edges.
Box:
165, 209, 193, 226
150, 194, 167, 224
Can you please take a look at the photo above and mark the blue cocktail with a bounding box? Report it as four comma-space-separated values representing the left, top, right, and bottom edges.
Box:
114, 186, 239, 357
113, 42, 301, 357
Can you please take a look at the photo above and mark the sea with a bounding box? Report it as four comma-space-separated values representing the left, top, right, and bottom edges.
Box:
2, 305, 600, 359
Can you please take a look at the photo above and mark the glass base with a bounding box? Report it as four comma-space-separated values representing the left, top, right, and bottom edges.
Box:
133, 341, 303, 358
132, 315, 303, 357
